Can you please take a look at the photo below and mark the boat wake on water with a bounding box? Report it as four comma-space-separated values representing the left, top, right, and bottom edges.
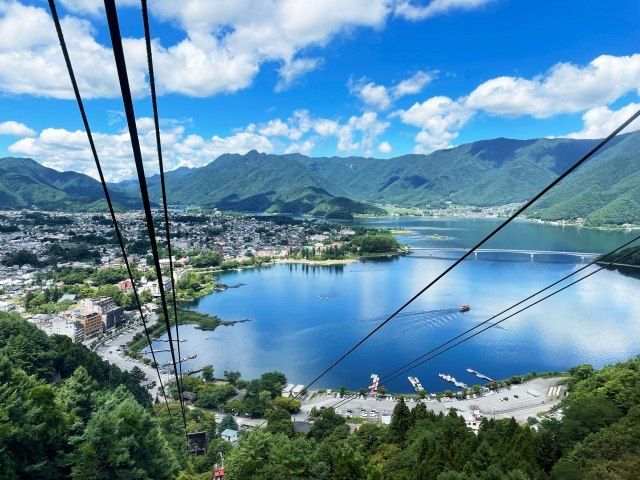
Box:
375, 308, 462, 346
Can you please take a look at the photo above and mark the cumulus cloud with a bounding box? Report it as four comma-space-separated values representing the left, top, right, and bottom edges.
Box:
378, 140, 392, 153
350, 70, 435, 110
565, 103, 640, 139
395, 53, 640, 152
7, 109, 391, 180
337, 111, 390, 155
0, 120, 35, 136
0, 0, 398, 98
465, 54, 640, 118
8, 120, 275, 182
398, 96, 473, 152
0, 1, 146, 99
395, 0, 496, 20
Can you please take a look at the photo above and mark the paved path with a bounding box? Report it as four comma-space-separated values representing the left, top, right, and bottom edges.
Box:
94, 310, 172, 399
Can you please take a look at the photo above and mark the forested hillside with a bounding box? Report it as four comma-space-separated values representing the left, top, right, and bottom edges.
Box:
3, 130, 640, 225
2, 311, 639, 479
0, 157, 142, 211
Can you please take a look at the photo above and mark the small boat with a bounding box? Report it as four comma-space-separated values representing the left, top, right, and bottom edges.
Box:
459, 305, 471, 313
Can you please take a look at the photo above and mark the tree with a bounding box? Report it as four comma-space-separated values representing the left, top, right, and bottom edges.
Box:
308, 408, 348, 441
390, 397, 412, 443
266, 408, 294, 437
339, 386, 346, 397
273, 396, 301, 413
71, 386, 178, 480
202, 364, 214, 382
218, 414, 238, 435
224, 370, 241, 385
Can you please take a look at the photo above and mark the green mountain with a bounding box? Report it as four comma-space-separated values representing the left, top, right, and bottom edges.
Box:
0, 157, 142, 211
3, 131, 640, 224
529, 132, 640, 226
138, 150, 384, 218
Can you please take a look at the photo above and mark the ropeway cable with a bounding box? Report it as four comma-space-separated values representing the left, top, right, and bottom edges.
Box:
331, 241, 640, 410
262, 106, 640, 424
141, 0, 185, 392
47, 0, 172, 419
103, 0, 187, 430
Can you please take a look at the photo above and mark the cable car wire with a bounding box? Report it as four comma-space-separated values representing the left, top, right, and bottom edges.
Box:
331, 241, 640, 410
47, 0, 172, 419
265, 106, 640, 422
140, 0, 185, 392
103, 0, 187, 429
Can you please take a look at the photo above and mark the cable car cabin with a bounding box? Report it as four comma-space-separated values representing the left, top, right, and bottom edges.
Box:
187, 431, 207, 456
213, 467, 224, 479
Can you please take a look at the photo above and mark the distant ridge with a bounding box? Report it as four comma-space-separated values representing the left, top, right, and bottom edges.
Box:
0, 157, 142, 211
2, 131, 639, 224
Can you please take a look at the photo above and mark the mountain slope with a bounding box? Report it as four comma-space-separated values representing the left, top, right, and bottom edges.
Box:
0, 157, 142, 211
530, 131, 640, 226
143, 150, 382, 217
4, 131, 640, 225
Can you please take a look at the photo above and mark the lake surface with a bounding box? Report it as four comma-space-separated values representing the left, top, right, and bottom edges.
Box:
150, 218, 640, 393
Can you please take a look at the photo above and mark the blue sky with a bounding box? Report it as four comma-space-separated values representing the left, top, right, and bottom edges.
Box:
0, 0, 639, 181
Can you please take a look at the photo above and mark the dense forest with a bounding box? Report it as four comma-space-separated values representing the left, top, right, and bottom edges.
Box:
1, 312, 639, 479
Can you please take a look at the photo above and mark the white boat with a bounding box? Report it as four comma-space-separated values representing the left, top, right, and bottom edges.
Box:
408, 376, 425, 392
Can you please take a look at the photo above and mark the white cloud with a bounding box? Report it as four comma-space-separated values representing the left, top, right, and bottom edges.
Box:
393, 71, 435, 97
378, 140, 392, 153
7, 121, 275, 182
7, 109, 392, 180
395, 0, 495, 20
465, 54, 640, 118
0, 120, 35, 136
337, 111, 389, 155
1, 0, 476, 99
394, 53, 640, 152
276, 57, 323, 92
565, 103, 640, 139
398, 95, 473, 152
350, 70, 435, 110
0, 1, 146, 99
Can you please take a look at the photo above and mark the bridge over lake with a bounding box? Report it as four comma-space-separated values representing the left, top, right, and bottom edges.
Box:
410, 247, 601, 261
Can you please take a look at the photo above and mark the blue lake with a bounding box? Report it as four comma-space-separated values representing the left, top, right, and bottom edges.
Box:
150, 218, 640, 393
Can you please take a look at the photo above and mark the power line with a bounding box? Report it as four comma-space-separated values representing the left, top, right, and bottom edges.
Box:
140, 0, 184, 392
266, 106, 640, 422
331, 241, 640, 410
377, 242, 640, 390
47, 0, 172, 418
379, 235, 640, 384
103, 0, 187, 429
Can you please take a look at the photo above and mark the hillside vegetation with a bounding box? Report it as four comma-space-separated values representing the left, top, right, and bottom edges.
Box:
3, 130, 640, 224
2, 309, 640, 479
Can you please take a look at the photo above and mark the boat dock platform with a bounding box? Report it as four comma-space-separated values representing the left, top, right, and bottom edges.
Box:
438, 373, 468, 389
467, 368, 495, 382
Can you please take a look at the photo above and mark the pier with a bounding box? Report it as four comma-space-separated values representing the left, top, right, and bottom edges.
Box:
438, 373, 468, 389
467, 368, 495, 382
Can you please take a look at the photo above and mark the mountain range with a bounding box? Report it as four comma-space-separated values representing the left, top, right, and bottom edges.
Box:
1, 130, 639, 224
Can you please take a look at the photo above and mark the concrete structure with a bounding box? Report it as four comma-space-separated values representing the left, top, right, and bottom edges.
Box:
81, 297, 126, 330
77, 311, 103, 339
28, 314, 84, 342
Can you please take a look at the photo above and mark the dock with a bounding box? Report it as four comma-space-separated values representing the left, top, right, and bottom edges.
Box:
438, 373, 468, 389
467, 368, 495, 382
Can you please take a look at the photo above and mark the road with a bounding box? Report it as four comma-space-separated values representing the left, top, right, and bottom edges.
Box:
94, 310, 172, 399
301, 377, 564, 424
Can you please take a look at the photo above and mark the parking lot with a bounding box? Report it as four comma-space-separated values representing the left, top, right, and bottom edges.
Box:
301, 377, 564, 424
